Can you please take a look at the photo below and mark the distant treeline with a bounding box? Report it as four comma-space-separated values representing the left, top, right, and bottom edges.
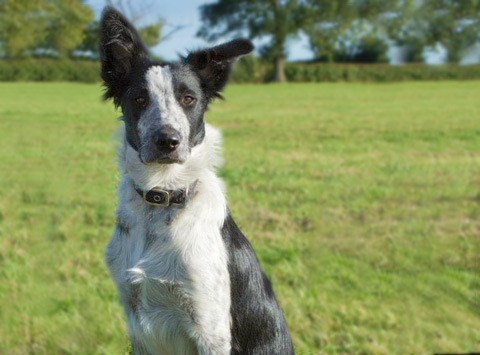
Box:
233, 57, 480, 83
1, 58, 480, 83
1, 1, 480, 82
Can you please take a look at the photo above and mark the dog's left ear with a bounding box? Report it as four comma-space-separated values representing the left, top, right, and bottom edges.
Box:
186, 39, 254, 98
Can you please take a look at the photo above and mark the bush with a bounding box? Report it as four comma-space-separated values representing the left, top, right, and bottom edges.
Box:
231, 60, 480, 83
283, 63, 480, 83
231, 56, 271, 84
0, 59, 99, 82
1, 59, 480, 83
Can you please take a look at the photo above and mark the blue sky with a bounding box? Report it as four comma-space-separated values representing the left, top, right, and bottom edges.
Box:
86, 0, 479, 65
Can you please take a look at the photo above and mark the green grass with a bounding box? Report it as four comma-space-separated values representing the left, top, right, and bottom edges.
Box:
0, 81, 479, 354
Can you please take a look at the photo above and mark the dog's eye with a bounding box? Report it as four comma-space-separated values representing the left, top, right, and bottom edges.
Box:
182, 95, 196, 106
135, 96, 148, 107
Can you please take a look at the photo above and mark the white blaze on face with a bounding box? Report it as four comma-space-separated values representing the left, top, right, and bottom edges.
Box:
140, 65, 190, 151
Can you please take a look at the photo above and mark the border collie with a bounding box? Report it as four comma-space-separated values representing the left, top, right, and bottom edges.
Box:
100, 7, 294, 354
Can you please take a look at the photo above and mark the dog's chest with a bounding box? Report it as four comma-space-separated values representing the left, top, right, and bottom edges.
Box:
105, 188, 231, 353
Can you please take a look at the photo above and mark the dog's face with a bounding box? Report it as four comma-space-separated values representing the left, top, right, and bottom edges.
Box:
99, 7, 253, 164
114, 63, 207, 164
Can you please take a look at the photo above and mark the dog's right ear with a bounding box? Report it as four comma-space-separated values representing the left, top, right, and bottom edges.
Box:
186, 39, 254, 99
100, 6, 148, 104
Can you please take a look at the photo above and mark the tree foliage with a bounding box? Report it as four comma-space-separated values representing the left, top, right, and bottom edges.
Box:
304, 0, 408, 63
0, 0, 93, 58
383, 0, 480, 63
138, 23, 163, 48
75, 20, 101, 57
302, 0, 356, 62
0, 0, 51, 58
197, 0, 308, 82
422, 0, 480, 62
45, 0, 94, 58
332, 34, 388, 63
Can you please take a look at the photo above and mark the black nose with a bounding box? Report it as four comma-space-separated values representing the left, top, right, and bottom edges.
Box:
154, 129, 181, 152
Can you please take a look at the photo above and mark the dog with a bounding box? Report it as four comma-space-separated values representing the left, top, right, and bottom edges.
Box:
100, 7, 294, 355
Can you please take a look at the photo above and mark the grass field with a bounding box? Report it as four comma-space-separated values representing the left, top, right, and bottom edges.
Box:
0, 81, 479, 354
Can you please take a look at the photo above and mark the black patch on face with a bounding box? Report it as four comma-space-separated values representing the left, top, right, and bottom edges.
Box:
167, 65, 207, 148
119, 62, 152, 151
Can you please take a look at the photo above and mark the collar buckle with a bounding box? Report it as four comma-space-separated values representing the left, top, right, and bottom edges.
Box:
143, 188, 170, 207
134, 179, 198, 208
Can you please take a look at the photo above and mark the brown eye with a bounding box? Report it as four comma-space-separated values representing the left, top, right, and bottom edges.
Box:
135, 96, 147, 107
183, 95, 196, 106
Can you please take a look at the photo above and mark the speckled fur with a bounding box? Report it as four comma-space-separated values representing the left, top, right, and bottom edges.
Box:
106, 124, 231, 354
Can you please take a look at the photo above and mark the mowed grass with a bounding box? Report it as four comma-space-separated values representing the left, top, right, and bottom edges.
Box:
0, 81, 479, 354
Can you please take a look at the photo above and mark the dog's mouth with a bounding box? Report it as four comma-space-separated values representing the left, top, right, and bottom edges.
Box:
140, 153, 185, 165
138, 144, 189, 166
153, 157, 183, 165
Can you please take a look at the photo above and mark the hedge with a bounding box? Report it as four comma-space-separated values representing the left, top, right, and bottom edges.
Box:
0, 59, 99, 82
1, 58, 480, 83
232, 58, 480, 83
282, 62, 480, 82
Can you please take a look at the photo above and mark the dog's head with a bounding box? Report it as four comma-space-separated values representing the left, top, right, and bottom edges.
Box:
100, 7, 253, 165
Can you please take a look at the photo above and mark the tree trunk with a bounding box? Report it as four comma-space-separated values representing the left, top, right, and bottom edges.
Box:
447, 48, 460, 63
446, 40, 462, 63
274, 56, 286, 83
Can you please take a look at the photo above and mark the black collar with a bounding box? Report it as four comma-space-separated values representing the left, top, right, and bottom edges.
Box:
134, 180, 198, 208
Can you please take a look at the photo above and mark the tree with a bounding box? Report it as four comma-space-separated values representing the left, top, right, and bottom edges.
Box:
45, 0, 94, 58
302, 0, 356, 62
197, 0, 307, 82
352, 35, 388, 63
381, 0, 480, 63
0, 0, 93, 58
305, 0, 412, 63
75, 20, 101, 58
423, 0, 480, 63
138, 23, 163, 48
0, 0, 51, 58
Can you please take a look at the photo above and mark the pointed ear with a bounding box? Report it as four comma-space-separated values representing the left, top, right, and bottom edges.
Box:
100, 6, 148, 104
186, 39, 254, 98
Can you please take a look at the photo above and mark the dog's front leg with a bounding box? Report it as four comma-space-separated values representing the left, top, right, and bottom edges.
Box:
188, 270, 231, 355
191, 331, 231, 355
184, 303, 231, 354
185, 287, 232, 355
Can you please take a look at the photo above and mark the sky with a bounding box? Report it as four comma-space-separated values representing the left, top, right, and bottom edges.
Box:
86, 0, 479, 65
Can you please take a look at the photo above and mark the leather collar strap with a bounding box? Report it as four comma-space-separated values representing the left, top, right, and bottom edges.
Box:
134, 180, 198, 208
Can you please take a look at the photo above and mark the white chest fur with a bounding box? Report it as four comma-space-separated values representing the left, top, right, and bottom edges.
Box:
105, 125, 232, 354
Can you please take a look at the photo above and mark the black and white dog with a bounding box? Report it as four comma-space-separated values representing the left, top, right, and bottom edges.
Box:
101, 7, 294, 354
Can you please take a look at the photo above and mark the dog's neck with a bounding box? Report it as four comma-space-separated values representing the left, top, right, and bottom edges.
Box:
117, 123, 223, 192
